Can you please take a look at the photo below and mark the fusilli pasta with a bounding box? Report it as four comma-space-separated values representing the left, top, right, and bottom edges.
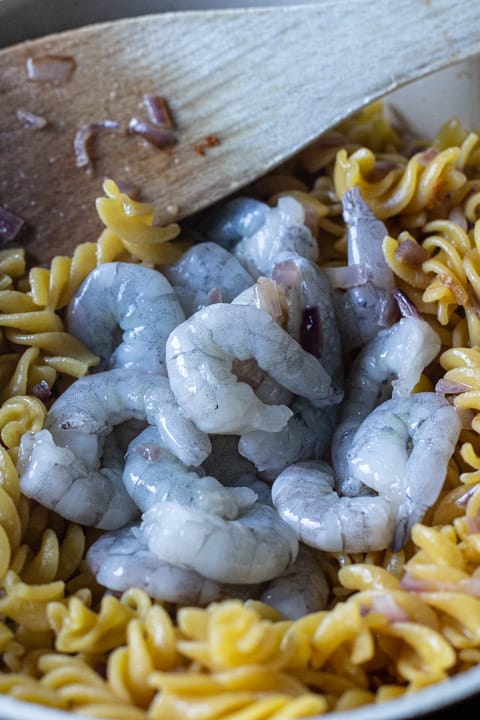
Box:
3, 101, 480, 720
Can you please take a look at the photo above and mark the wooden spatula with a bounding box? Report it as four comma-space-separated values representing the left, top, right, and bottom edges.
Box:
0, 0, 478, 261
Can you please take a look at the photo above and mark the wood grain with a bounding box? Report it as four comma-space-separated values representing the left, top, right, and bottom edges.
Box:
0, 1, 479, 262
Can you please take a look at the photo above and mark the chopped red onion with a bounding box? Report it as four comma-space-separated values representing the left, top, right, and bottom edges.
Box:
435, 377, 471, 395
26, 55, 76, 84
393, 288, 421, 318
300, 305, 322, 359
368, 595, 410, 623
466, 515, 480, 535
115, 181, 140, 199
402, 569, 480, 596
322, 264, 368, 289
32, 380, 52, 400
74, 121, 121, 169
206, 287, 223, 305
271, 258, 301, 287
417, 147, 439, 167
16, 108, 48, 130
128, 118, 176, 149
456, 485, 479, 508
400, 572, 435, 593
143, 94, 174, 128
394, 238, 429, 266
0, 205, 25, 246
135, 443, 162, 463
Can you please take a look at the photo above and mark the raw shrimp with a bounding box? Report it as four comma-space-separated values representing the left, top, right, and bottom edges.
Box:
200, 196, 268, 249
232, 277, 294, 407
19, 427, 138, 531
18, 369, 211, 529
166, 303, 341, 435
163, 242, 254, 316
239, 253, 343, 476
202, 435, 259, 485
86, 525, 260, 605
271, 252, 343, 387
141, 500, 299, 584
123, 425, 256, 516
346, 392, 462, 550
332, 186, 397, 350
239, 398, 337, 479
272, 461, 396, 553
67, 262, 185, 373
234, 196, 318, 278
332, 317, 440, 496
260, 544, 330, 619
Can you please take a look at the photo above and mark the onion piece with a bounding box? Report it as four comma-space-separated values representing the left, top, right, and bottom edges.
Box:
394, 238, 429, 266
135, 442, 162, 463
0, 206, 25, 246
74, 121, 121, 169
401, 569, 480, 596
322, 264, 368, 289
393, 288, 421, 318
143, 94, 174, 128
206, 287, 223, 305
128, 118, 176, 148
115, 181, 140, 199
16, 108, 48, 130
417, 147, 439, 167
32, 380, 51, 401
456, 485, 479, 508
368, 594, 410, 623
300, 305, 322, 358
26, 55, 76, 84
271, 257, 301, 287
435, 377, 471, 395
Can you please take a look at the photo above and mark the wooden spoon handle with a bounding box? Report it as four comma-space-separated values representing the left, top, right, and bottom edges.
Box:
0, 0, 478, 261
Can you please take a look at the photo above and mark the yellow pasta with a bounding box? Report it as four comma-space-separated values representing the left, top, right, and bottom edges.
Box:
4, 106, 480, 720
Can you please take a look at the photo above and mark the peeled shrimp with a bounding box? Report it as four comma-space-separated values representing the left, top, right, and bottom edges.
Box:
272, 461, 395, 553
346, 392, 462, 550
200, 196, 268, 249
87, 525, 222, 604
239, 253, 343, 476
234, 196, 318, 278
18, 369, 210, 529
123, 425, 256, 515
332, 186, 397, 350
232, 276, 295, 407
332, 316, 440, 496
141, 500, 298, 584
260, 544, 330, 619
18, 427, 138, 530
166, 303, 341, 435
163, 242, 254, 316
239, 398, 337, 479
68, 262, 185, 373
271, 252, 343, 387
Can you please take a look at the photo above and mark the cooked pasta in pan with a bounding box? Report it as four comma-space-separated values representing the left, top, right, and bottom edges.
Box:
1, 102, 480, 719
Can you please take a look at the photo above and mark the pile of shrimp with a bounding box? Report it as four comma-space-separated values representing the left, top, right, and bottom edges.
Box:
4, 102, 480, 718
17, 183, 462, 619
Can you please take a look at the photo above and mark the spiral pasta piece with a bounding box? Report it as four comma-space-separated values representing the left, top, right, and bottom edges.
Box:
96, 180, 183, 265
334, 146, 465, 220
